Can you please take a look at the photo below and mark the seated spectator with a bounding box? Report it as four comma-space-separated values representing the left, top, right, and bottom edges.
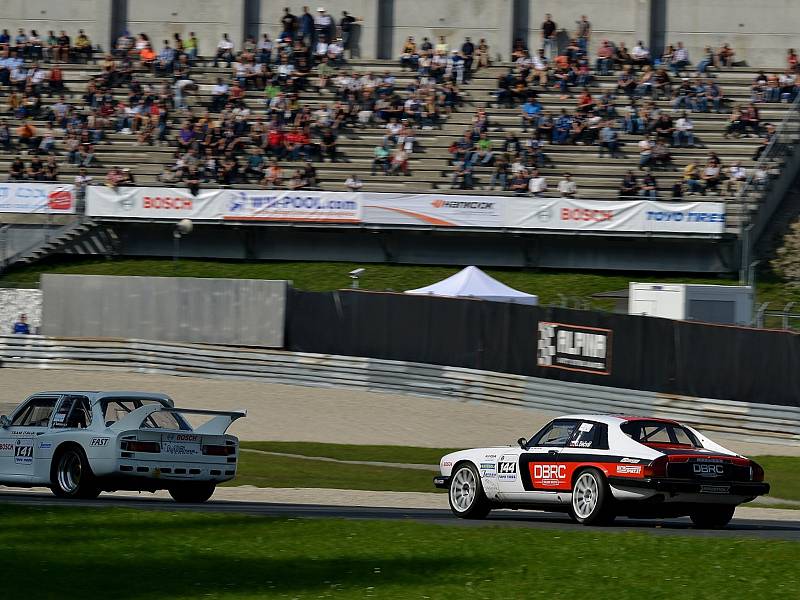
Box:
451, 157, 474, 189
319, 127, 337, 162
651, 139, 672, 170
262, 159, 283, 188
631, 41, 651, 69
345, 174, 363, 191
139, 43, 156, 70
371, 144, 390, 175
753, 124, 777, 161
471, 131, 493, 165
245, 147, 266, 181
558, 173, 577, 198
740, 103, 761, 136
726, 161, 747, 195
55, 30, 70, 63
105, 166, 125, 189
0, 120, 12, 152
287, 170, 308, 190
673, 112, 695, 147
489, 153, 510, 190
185, 166, 200, 196
17, 120, 38, 150
702, 159, 722, 194
12, 313, 30, 335
639, 170, 658, 199
74, 29, 92, 63
683, 161, 704, 195
638, 135, 653, 169
717, 44, 735, 67
389, 146, 410, 175
598, 121, 620, 158
528, 168, 547, 197
617, 68, 637, 97
619, 170, 639, 198
214, 34, 235, 67
670, 42, 690, 75
724, 105, 744, 138
521, 96, 542, 131
696, 46, 715, 74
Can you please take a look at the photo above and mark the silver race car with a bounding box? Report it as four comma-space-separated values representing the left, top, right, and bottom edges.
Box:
0, 391, 245, 503
435, 414, 770, 527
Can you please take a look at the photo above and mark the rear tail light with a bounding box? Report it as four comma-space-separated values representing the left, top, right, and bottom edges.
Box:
202, 444, 237, 456
121, 441, 161, 453
643, 455, 668, 478
750, 461, 765, 482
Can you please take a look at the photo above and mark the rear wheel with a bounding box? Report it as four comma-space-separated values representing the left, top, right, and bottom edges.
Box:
690, 505, 735, 529
51, 446, 100, 499
569, 469, 615, 525
168, 483, 216, 503
448, 463, 491, 519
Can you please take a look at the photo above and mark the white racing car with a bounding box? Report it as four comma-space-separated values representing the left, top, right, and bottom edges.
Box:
0, 391, 245, 503
434, 414, 770, 528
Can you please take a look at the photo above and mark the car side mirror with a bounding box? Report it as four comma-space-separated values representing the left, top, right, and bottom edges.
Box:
517, 437, 528, 450
0, 415, 10, 428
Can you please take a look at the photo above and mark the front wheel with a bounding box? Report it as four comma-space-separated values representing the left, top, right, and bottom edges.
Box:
690, 505, 735, 529
569, 469, 615, 525
51, 447, 101, 499
168, 483, 216, 503
448, 463, 491, 519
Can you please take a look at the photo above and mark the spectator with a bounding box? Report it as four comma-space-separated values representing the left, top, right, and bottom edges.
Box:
319, 127, 337, 162
345, 173, 363, 191
558, 172, 577, 198
74, 167, 92, 204
673, 112, 695, 147
726, 161, 747, 195
595, 40, 614, 76
185, 166, 200, 196
541, 14, 557, 59
475, 38, 490, 71
702, 158, 722, 194
683, 161, 704, 195
696, 46, 715, 74
528, 168, 547, 197
451, 157, 474, 189
214, 34, 234, 67
717, 44, 735, 67
598, 122, 620, 158
639, 170, 658, 199
619, 170, 638, 198
74, 29, 92, 63
489, 153, 510, 190
105, 166, 125, 189
631, 40, 650, 69
575, 15, 591, 54
638, 135, 653, 169
724, 105, 744, 138
263, 159, 283, 188
315, 8, 334, 41
753, 124, 777, 161
340, 11, 361, 59
371, 144, 390, 175
389, 146, 409, 175
287, 169, 307, 190
12, 313, 30, 335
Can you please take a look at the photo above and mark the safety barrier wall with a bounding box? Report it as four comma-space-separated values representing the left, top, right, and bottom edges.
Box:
0, 334, 797, 445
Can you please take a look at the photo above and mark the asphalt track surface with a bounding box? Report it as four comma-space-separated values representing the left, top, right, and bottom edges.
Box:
2, 491, 800, 540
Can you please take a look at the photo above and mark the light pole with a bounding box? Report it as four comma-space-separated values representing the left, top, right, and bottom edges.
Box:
172, 218, 193, 273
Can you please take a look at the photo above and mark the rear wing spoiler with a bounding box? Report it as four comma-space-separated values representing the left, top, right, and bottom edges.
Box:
108, 404, 247, 435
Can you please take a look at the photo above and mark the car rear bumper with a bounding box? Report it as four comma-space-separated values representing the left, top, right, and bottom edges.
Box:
609, 477, 770, 497
433, 475, 451, 489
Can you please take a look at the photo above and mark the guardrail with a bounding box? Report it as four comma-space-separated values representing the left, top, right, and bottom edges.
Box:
1, 335, 798, 446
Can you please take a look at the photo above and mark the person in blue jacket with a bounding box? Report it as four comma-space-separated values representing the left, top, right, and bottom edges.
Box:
12, 313, 30, 335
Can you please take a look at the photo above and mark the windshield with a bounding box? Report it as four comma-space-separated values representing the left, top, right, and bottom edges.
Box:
101, 398, 190, 430
620, 420, 701, 448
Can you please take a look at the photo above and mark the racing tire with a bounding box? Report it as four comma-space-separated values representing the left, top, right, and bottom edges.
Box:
168, 483, 216, 503
50, 446, 101, 500
689, 505, 736, 529
448, 463, 491, 520
569, 468, 615, 526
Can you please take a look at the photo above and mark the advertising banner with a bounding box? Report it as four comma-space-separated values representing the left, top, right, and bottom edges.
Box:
536, 321, 612, 375
0, 183, 76, 214
87, 187, 725, 234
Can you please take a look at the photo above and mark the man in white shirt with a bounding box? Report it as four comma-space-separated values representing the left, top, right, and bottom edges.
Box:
327, 39, 343, 64
632, 41, 650, 69
528, 169, 548, 197
558, 173, 577, 197
638, 135, 653, 169
673, 112, 695, 147
214, 34, 235, 67
670, 41, 690, 76
726, 161, 747, 195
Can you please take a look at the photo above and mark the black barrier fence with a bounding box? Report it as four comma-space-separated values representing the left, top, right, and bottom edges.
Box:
286, 289, 800, 408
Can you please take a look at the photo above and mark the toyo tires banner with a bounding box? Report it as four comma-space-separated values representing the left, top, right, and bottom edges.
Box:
0, 183, 76, 214
86, 187, 725, 233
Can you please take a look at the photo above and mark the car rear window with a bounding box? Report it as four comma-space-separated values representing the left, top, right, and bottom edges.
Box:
620, 420, 701, 448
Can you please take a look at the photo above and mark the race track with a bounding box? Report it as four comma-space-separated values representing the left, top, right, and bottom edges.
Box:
2, 491, 799, 540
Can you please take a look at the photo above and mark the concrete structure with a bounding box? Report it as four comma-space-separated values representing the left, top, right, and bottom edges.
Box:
0, 289, 42, 334
0, 0, 795, 64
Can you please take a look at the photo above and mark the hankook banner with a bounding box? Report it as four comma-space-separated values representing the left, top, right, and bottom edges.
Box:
87, 187, 725, 234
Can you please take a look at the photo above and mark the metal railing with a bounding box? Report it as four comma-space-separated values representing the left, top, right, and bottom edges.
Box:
0, 334, 798, 446
738, 94, 800, 284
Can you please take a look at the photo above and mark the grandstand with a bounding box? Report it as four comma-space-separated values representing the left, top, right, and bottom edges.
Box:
0, 2, 799, 274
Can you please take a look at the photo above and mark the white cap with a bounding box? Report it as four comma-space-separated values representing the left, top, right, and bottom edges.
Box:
317, 6, 325, 11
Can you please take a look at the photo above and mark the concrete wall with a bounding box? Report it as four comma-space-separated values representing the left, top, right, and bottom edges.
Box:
524, 0, 651, 57
0, 0, 113, 52
663, 0, 799, 67
0, 289, 42, 334
41, 274, 288, 347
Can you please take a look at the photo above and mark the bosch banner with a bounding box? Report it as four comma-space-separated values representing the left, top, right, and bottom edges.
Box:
87, 187, 725, 233
0, 183, 76, 214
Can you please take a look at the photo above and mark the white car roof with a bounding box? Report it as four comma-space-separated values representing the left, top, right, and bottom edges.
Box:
31, 391, 173, 406
555, 414, 683, 426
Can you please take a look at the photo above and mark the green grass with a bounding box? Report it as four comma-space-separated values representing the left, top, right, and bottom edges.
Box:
755, 456, 800, 501
0, 504, 798, 599
240, 441, 459, 465
226, 450, 440, 493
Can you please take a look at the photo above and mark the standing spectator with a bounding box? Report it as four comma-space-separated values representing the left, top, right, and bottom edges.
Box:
74, 167, 92, 207
315, 8, 334, 42
541, 14, 557, 59
461, 37, 474, 81
558, 173, 577, 198
528, 168, 547, 197
298, 7, 314, 44
345, 173, 363, 191
12, 314, 30, 335
340, 11, 361, 58
185, 32, 199, 64
639, 170, 658, 199
575, 15, 591, 54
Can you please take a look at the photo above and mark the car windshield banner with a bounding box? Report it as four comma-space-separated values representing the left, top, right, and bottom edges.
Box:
0, 183, 76, 214
87, 188, 724, 233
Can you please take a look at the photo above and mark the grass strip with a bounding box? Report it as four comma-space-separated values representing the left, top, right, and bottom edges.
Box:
0, 504, 798, 599
240, 441, 458, 466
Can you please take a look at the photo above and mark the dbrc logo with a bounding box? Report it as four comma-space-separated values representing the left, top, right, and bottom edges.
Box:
533, 464, 566, 480
693, 464, 725, 476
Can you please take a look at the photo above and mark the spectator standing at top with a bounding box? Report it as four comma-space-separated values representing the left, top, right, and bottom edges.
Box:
340, 11, 361, 58
461, 37, 474, 81
541, 14, 557, 60
575, 15, 591, 54
12, 314, 30, 335
299, 7, 315, 44
282, 7, 299, 41
315, 8, 334, 43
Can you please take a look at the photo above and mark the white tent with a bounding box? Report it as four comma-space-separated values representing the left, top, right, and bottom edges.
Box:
405, 266, 539, 305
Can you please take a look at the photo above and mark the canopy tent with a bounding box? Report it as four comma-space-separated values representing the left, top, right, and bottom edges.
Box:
405, 266, 539, 305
